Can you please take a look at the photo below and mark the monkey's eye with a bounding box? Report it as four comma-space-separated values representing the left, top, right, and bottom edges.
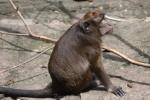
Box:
83, 22, 91, 32
84, 22, 90, 28
79, 20, 92, 33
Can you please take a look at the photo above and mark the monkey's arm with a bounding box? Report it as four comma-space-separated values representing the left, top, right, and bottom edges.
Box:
92, 56, 125, 96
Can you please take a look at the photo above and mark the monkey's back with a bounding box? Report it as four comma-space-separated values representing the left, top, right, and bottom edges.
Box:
48, 24, 94, 93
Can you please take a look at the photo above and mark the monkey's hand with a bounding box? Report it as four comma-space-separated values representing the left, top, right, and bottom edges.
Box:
108, 86, 125, 97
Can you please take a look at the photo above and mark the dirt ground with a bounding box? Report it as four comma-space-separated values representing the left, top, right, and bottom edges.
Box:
0, 0, 150, 100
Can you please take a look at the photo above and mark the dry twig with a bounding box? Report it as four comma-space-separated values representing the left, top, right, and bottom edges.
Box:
103, 46, 150, 68
105, 15, 128, 22
5, 72, 47, 86
0, 0, 148, 74
8, 0, 56, 43
0, 47, 52, 74
9, 0, 33, 35
0, 30, 28, 36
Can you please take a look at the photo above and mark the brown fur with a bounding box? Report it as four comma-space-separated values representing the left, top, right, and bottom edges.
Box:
0, 10, 125, 98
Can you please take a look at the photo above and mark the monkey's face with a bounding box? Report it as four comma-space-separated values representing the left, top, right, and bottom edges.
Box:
79, 19, 101, 37
80, 10, 113, 36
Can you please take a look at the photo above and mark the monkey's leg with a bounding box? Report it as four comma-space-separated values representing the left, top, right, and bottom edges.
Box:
92, 57, 125, 96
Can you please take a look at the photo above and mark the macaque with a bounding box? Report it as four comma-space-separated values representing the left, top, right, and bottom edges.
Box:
0, 10, 125, 99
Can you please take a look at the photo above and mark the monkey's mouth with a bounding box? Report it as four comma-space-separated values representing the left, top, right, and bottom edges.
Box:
100, 20, 113, 35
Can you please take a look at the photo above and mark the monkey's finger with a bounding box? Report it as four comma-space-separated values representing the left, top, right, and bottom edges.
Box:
117, 89, 125, 97
119, 89, 125, 96
113, 90, 120, 96
112, 87, 125, 97
113, 90, 122, 97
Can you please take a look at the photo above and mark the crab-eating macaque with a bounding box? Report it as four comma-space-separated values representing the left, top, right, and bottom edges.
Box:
0, 10, 125, 99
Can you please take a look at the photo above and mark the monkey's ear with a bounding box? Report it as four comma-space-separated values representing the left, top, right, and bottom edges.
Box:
79, 20, 91, 33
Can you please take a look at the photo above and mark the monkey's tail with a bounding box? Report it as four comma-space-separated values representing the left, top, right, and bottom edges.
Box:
0, 87, 52, 98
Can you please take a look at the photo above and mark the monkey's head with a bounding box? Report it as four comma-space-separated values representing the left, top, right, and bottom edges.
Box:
79, 10, 113, 36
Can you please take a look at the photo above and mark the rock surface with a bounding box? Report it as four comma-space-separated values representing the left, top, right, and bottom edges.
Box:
0, 0, 150, 100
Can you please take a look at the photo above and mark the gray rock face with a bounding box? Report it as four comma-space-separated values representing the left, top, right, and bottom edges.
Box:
0, 0, 150, 100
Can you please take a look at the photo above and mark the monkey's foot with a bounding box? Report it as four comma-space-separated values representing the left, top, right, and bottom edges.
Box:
111, 86, 125, 97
